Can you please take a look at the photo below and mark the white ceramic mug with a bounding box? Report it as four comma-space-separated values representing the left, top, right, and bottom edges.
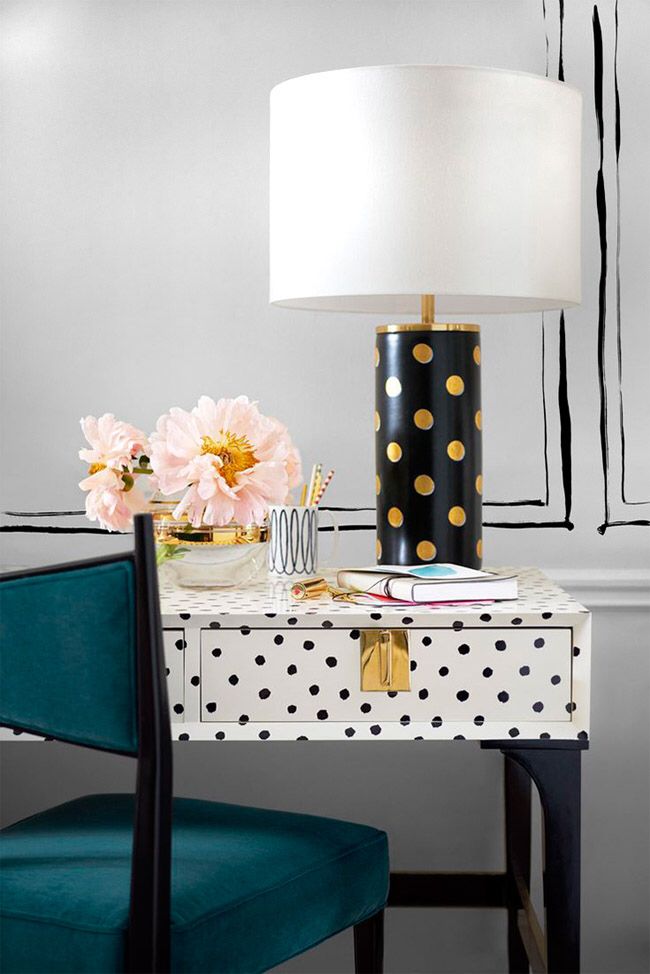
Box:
267, 505, 338, 578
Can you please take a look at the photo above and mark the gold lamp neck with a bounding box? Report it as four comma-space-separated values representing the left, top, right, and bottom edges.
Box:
421, 294, 435, 324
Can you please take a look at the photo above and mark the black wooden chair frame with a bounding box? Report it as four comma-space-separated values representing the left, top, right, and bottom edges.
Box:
1, 514, 384, 974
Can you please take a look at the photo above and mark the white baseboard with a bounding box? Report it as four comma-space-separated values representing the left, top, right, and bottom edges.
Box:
546, 569, 650, 609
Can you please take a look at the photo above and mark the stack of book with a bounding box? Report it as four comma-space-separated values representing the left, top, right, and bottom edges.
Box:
336, 564, 518, 606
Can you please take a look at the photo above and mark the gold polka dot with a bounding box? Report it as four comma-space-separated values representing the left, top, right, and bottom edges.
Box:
448, 505, 466, 527
374, 411, 381, 431
414, 474, 435, 496
446, 375, 464, 396
473, 346, 481, 366
447, 440, 465, 461
385, 376, 402, 397
475, 409, 482, 430
475, 474, 483, 495
376, 538, 382, 561
375, 474, 381, 495
413, 408, 433, 430
374, 346, 380, 367
388, 507, 403, 528
413, 343, 433, 364
416, 540, 437, 561
476, 538, 483, 559
386, 442, 402, 462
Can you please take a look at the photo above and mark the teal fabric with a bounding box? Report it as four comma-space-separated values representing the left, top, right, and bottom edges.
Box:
0, 561, 138, 753
0, 794, 389, 974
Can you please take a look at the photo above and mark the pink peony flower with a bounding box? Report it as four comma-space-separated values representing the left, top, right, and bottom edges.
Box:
79, 413, 150, 531
149, 395, 302, 527
79, 467, 149, 532
79, 414, 148, 472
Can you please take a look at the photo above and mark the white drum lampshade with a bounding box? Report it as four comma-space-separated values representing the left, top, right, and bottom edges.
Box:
269, 65, 581, 313
269, 65, 582, 570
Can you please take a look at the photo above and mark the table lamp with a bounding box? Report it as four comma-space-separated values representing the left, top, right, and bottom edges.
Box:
269, 65, 581, 568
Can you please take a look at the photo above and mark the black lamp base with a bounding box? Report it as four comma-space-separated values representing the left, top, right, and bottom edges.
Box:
374, 324, 483, 569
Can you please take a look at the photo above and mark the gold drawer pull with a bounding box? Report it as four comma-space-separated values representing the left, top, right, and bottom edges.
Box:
360, 630, 410, 692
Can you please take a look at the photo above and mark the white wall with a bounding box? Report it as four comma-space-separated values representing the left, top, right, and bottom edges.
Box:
1, 2, 648, 971
1, 0, 649, 570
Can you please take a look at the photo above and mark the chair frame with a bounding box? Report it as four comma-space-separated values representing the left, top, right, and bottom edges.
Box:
1, 514, 383, 974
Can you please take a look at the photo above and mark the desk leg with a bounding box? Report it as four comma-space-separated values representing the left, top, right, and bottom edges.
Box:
505, 755, 531, 973
503, 747, 582, 974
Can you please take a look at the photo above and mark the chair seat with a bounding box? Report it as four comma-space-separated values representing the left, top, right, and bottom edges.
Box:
0, 793, 388, 973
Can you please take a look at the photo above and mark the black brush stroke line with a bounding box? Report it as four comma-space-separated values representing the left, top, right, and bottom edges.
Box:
2, 510, 86, 518
594, 4, 610, 529
484, 520, 574, 530
558, 311, 573, 522
318, 525, 374, 533
483, 500, 546, 508
597, 519, 650, 534
558, 0, 565, 81
542, 0, 550, 77
541, 317, 550, 505
0, 525, 112, 535
613, 1, 650, 506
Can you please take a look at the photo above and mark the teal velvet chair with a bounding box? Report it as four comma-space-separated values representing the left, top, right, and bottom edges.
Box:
0, 515, 388, 974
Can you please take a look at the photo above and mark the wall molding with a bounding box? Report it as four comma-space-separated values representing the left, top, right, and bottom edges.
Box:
546, 569, 650, 609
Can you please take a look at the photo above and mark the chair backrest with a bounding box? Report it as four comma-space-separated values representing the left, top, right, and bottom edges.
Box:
0, 515, 173, 973
1, 554, 140, 753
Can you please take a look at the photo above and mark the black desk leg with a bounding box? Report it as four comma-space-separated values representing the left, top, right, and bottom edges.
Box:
505, 755, 532, 973
504, 748, 582, 974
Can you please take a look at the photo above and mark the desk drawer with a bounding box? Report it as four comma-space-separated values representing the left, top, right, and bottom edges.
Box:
199, 627, 572, 725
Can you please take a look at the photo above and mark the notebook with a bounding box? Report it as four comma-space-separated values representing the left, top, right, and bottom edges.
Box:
336, 564, 518, 603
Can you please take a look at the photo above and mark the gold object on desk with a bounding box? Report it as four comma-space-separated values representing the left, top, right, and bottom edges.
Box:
290, 577, 329, 600
360, 630, 410, 692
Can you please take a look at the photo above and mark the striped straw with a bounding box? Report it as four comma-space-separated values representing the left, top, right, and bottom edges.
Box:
314, 469, 335, 506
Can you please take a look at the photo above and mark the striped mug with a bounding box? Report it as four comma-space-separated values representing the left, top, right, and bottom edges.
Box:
267, 505, 338, 578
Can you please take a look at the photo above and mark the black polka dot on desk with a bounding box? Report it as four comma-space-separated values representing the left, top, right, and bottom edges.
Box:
370, 724, 382, 735
274, 634, 284, 645
175, 638, 186, 651
422, 636, 432, 646
345, 727, 356, 737
473, 715, 485, 726
456, 690, 469, 702
519, 665, 530, 676
573, 646, 581, 657
205, 702, 217, 713
387, 691, 398, 699
400, 715, 411, 725
178, 733, 190, 740
566, 702, 577, 713
303, 640, 315, 651
482, 667, 493, 678
259, 688, 271, 700
360, 703, 372, 714
453, 735, 466, 740
349, 629, 360, 640
259, 730, 271, 740
532, 701, 544, 713
309, 684, 320, 696
458, 643, 470, 655
495, 640, 506, 652
497, 690, 510, 703
165, 667, 170, 676
480, 614, 492, 622
452, 621, 464, 631
255, 655, 265, 666
317, 709, 329, 720
173, 703, 184, 715
370, 613, 382, 620
438, 666, 449, 676
228, 674, 239, 686
296, 735, 308, 741
339, 688, 350, 700
542, 612, 553, 619
211, 647, 222, 658
240, 626, 251, 636
534, 637, 545, 648
287, 664, 298, 675
238, 714, 249, 724
410, 660, 418, 671
539, 732, 551, 739
511, 618, 523, 626
179, 613, 191, 621
209, 621, 221, 629
321, 620, 333, 629
288, 618, 298, 626
577, 731, 588, 740
508, 727, 520, 738
287, 704, 297, 714
215, 731, 225, 740
265, 613, 277, 618
418, 689, 429, 700
190, 675, 200, 686
551, 674, 561, 685
402, 616, 413, 625
325, 656, 338, 668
